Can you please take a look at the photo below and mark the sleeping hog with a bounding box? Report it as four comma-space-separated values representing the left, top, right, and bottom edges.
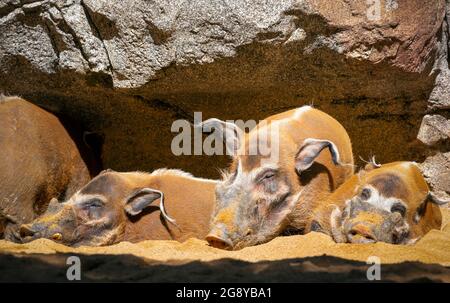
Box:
309, 161, 448, 244
19, 169, 217, 246
201, 105, 354, 250
0, 96, 91, 241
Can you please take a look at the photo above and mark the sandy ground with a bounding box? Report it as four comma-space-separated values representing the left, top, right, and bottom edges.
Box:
1, 209, 449, 267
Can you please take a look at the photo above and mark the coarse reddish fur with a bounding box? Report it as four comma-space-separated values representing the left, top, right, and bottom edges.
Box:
310, 162, 442, 241
20, 169, 217, 246
209, 106, 354, 249
0, 96, 90, 240
120, 171, 217, 242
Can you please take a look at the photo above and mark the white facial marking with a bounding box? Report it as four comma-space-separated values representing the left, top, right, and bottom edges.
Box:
69, 193, 107, 206
414, 212, 421, 223
360, 185, 405, 212
235, 159, 243, 183
232, 162, 281, 187
291, 188, 304, 205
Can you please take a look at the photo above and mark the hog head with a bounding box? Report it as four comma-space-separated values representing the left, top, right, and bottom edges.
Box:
200, 116, 343, 250
329, 165, 449, 244
330, 199, 409, 244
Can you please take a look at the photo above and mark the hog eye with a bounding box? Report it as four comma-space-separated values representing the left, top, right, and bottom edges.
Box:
391, 203, 406, 217
360, 188, 371, 200
263, 172, 275, 180
80, 199, 105, 219
83, 199, 104, 209
258, 170, 276, 183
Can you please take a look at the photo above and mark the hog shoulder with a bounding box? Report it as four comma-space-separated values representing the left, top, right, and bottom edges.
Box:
0, 96, 90, 239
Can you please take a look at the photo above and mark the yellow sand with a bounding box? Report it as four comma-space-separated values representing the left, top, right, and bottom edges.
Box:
1, 208, 449, 266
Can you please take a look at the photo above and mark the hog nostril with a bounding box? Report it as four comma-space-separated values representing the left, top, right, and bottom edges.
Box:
350, 229, 375, 241
348, 225, 376, 243
206, 235, 233, 250
19, 225, 35, 238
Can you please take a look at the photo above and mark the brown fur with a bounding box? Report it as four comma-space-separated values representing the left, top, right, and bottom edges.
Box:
310, 162, 442, 241
20, 169, 217, 246
209, 106, 354, 249
120, 170, 217, 242
0, 96, 90, 240
238, 107, 352, 229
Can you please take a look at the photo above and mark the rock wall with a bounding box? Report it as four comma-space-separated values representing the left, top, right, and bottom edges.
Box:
0, 0, 448, 196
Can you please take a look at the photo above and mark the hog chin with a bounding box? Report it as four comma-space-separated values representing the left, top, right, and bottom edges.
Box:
72, 223, 125, 247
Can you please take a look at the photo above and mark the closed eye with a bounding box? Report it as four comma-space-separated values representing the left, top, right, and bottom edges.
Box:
391, 202, 406, 217
360, 188, 371, 200
81, 199, 105, 209
256, 169, 277, 183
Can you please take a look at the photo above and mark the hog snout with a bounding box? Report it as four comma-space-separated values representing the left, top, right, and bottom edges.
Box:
206, 226, 233, 250
206, 234, 233, 250
19, 223, 63, 243
19, 224, 42, 242
346, 222, 377, 243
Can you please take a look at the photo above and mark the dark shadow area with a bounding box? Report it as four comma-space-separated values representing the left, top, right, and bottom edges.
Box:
0, 253, 448, 282
0, 37, 437, 179
56, 113, 104, 177
298, 162, 335, 191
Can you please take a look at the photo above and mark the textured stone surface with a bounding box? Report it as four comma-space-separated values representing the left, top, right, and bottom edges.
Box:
428, 2, 450, 110
2, 0, 444, 86
0, 0, 448, 183
417, 3, 450, 199
418, 115, 450, 146
420, 152, 450, 197
0, 1, 449, 279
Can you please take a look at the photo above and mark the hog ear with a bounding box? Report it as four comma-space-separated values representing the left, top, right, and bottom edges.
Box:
414, 192, 450, 223
427, 192, 450, 205
295, 138, 341, 173
195, 118, 242, 156
99, 168, 116, 175
330, 206, 347, 243
45, 198, 63, 214
124, 188, 177, 226
362, 156, 381, 171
